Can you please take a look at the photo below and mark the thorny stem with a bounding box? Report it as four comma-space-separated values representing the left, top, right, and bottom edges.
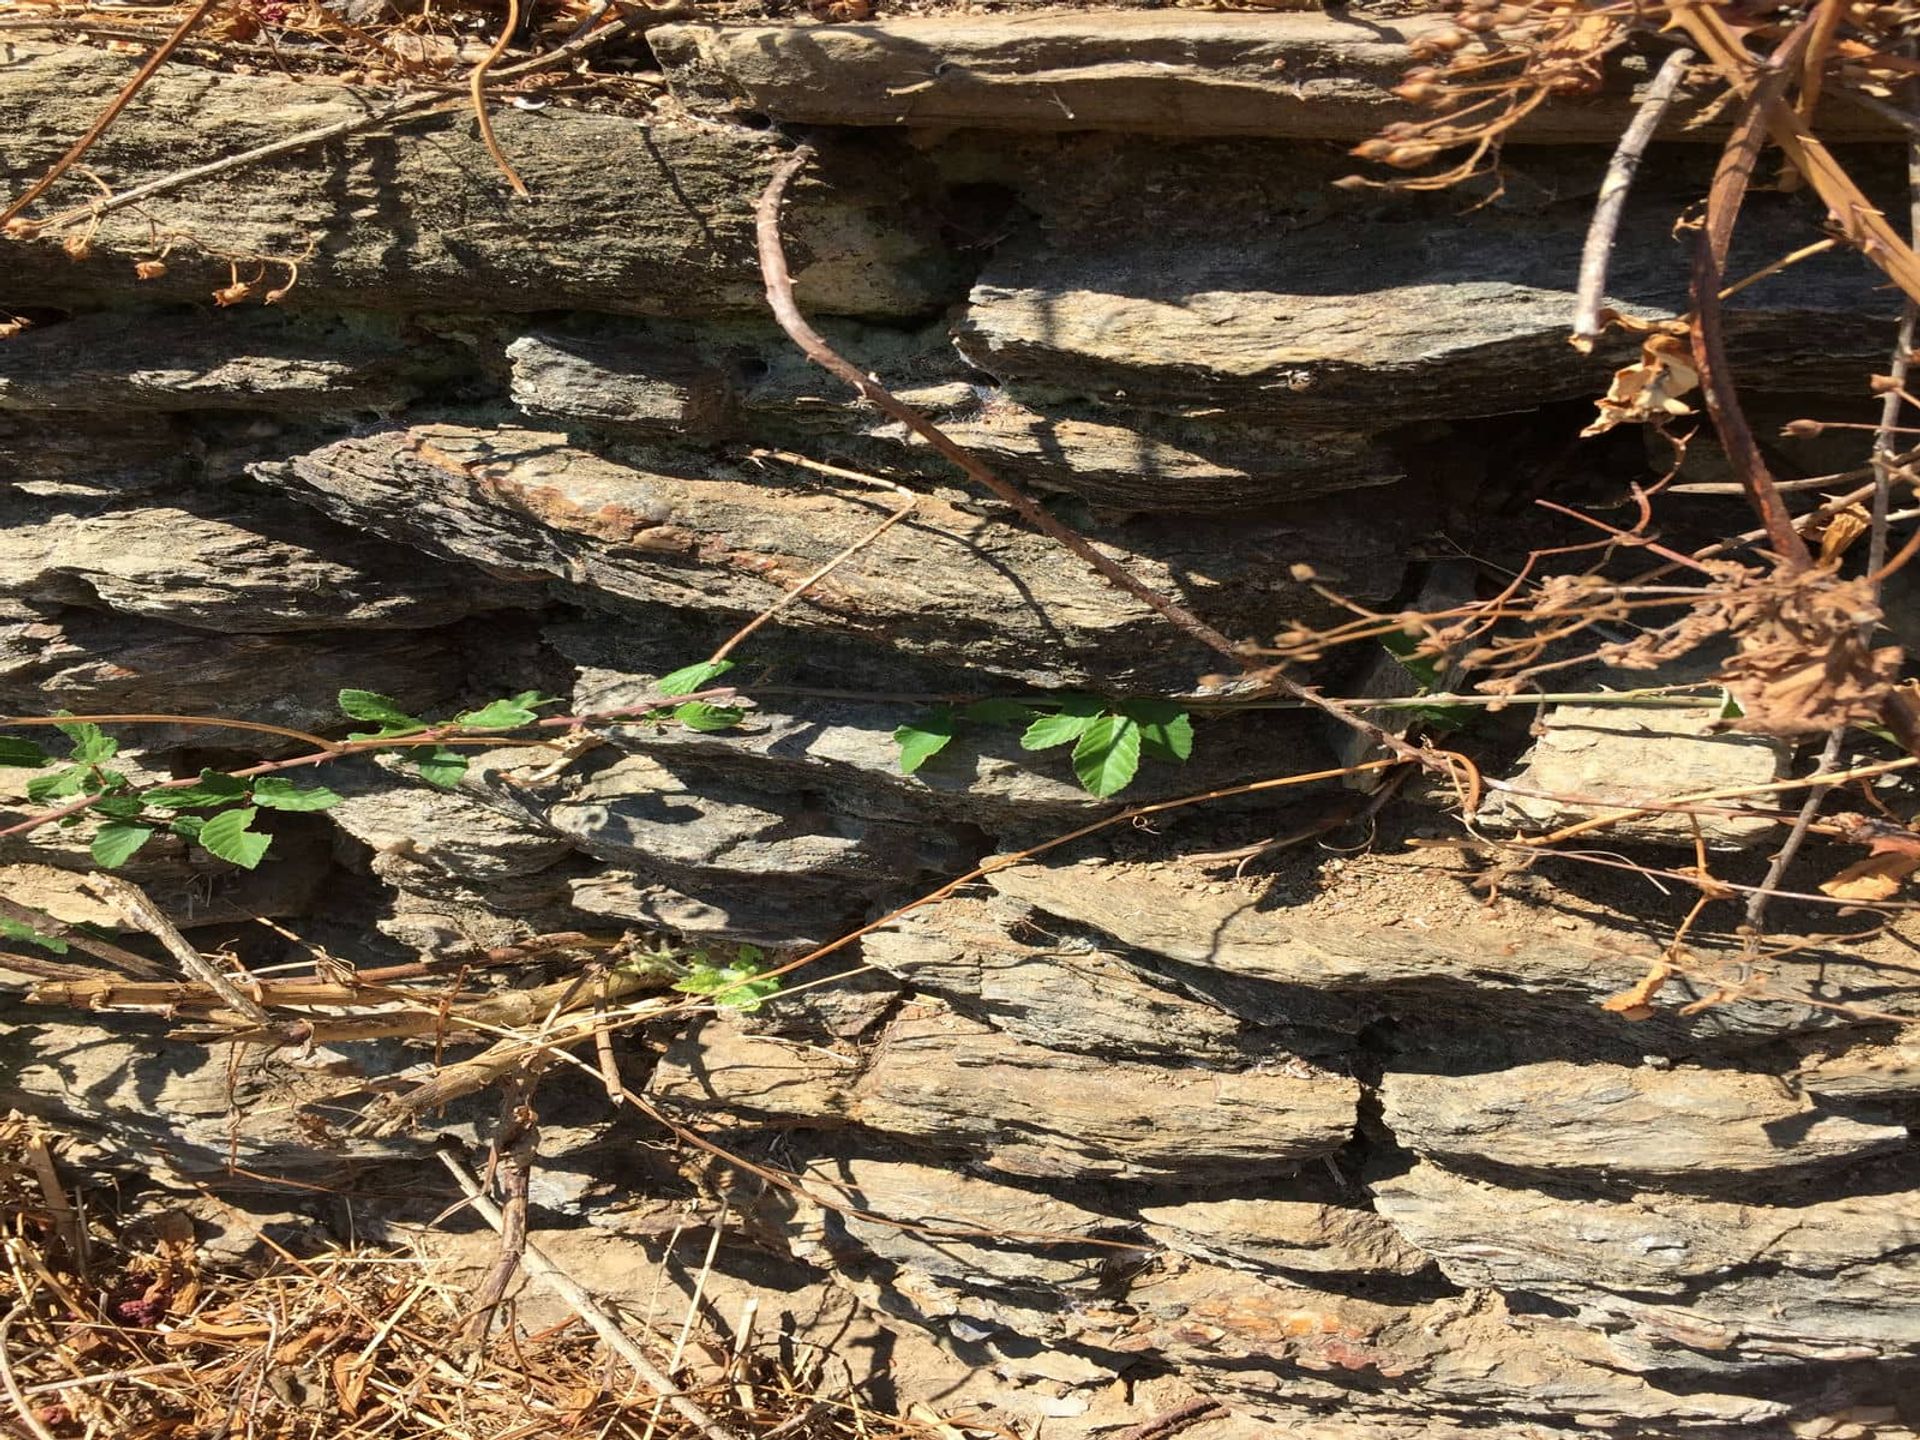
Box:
1572, 47, 1694, 349
0, 0, 223, 227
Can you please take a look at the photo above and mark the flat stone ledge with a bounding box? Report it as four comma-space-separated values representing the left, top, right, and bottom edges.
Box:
652, 11, 1900, 140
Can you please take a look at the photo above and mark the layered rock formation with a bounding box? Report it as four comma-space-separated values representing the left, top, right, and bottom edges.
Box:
2, 15, 1915, 1438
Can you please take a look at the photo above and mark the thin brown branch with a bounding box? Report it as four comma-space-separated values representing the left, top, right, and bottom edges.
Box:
0, 895, 167, 980
0, 0, 223, 228
1573, 47, 1694, 350
470, 0, 531, 198
81, 876, 271, 1025
1744, 727, 1846, 930
1688, 13, 1819, 571
754, 147, 1242, 663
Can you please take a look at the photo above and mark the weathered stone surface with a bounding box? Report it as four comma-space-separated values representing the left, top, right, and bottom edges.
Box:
0, 605, 465, 748
654, 12, 1897, 143
952, 140, 1892, 431
507, 323, 1400, 509
1476, 702, 1789, 848
864, 893, 1258, 1060
1797, 1037, 1920, 1106
0, 45, 959, 318
541, 752, 977, 892
0, 309, 471, 415
986, 859, 1918, 1044
1379, 1062, 1907, 1184
322, 767, 578, 883
1372, 1160, 1920, 1363
855, 1005, 1358, 1182
573, 667, 1320, 826
0, 413, 192, 499
656, 1002, 1357, 1182
256, 423, 1416, 689
566, 869, 837, 947
0, 490, 531, 632
798, 1150, 1128, 1292
1139, 1194, 1433, 1279
653, 1019, 861, 1124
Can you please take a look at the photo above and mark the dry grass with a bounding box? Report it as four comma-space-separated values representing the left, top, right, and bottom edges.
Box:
0, 1115, 941, 1440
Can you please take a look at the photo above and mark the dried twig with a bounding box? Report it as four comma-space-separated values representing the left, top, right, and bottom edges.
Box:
1572, 47, 1694, 349
437, 1151, 751, 1440
470, 0, 530, 197
81, 875, 270, 1025
1114, 1398, 1227, 1440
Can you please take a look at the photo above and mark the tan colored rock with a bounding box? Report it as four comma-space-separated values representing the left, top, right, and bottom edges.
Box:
1373, 1161, 1920, 1363
1140, 1195, 1431, 1278
853, 1005, 1357, 1182
652, 1020, 860, 1124
653, 12, 1890, 143
0, 44, 957, 318
1379, 1061, 1906, 1182
1476, 702, 1788, 848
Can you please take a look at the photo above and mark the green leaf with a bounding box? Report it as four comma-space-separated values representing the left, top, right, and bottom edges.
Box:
25, 766, 88, 804
961, 698, 1035, 726
1380, 630, 1447, 691
457, 691, 546, 730
53, 720, 117, 765
145, 770, 250, 810
673, 953, 782, 1013
0, 916, 68, 955
0, 736, 50, 768
1071, 714, 1142, 797
198, 807, 272, 869
169, 815, 206, 843
1020, 694, 1106, 751
338, 690, 422, 729
657, 659, 735, 697
250, 777, 343, 811
412, 748, 468, 789
1717, 688, 1746, 721
894, 708, 956, 775
91, 821, 155, 870
673, 701, 745, 733
91, 794, 147, 819
1120, 700, 1194, 763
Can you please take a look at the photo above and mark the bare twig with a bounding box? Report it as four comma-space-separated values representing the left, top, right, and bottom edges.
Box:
1744, 728, 1848, 930
1572, 47, 1694, 349
0, 0, 223, 227
755, 147, 1242, 663
1688, 14, 1819, 571
470, 0, 531, 197
0, 895, 167, 979
437, 1151, 750, 1440
82, 876, 270, 1024
1114, 1398, 1227, 1440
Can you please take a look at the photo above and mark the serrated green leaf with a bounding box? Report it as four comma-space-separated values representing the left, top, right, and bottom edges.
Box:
53, 720, 118, 765
894, 709, 956, 775
169, 815, 206, 842
1380, 630, 1448, 691
961, 698, 1035, 726
0, 736, 50, 768
1071, 714, 1142, 797
25, 766, 87, 804
91, 821, 155, 870
412, 748, 468, 789
457, 692, 544, 730
672, 701, 746, 733
91, 794, 147, 819
250, 776, 343, 811
145, 771, 251, 810
657, 659, 735, 697
198, 807, 271, 869
1120, 700, 1194, 763
0, 916, 68, 955
673, 956, 781, 1013
338, 690, 422, 729
1020, 694, 1106, 751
